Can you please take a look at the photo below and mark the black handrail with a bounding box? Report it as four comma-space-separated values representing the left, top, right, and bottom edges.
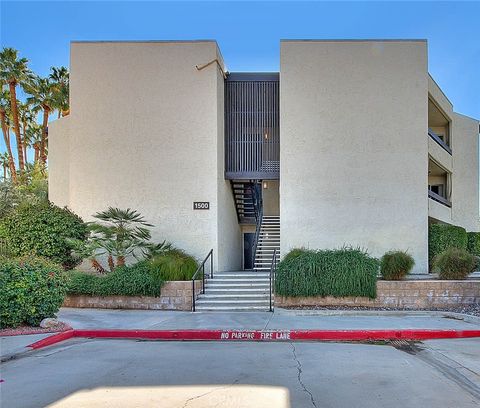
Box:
428, 128, 452, 155
191, 249, 213, 312
269, 248, 278, 312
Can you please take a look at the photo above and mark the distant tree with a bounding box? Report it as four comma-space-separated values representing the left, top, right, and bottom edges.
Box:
49, 66, 69, 118
0, 48, 33, 174
25, 76, 55, 166
0, 89, 16, 182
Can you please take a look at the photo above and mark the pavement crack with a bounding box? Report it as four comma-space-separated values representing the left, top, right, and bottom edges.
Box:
181, 379, 239, 408
290, 342, 317, 408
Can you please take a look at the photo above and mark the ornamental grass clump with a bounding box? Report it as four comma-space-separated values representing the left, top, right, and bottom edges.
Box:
380, 251, 415, 280
433, 248, 475, 280
275, 247, 379, 298
149, 249, 199, 281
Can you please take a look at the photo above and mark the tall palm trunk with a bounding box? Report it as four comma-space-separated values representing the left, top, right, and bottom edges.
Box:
0, 109, 17, 183
39, 106, 49, 165
8, 82, 24, 173
22, 119, 28, 165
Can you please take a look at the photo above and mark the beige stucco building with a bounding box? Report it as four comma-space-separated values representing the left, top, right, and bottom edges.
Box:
49, 39, 479, 275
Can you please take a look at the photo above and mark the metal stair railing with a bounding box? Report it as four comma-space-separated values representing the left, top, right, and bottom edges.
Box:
269, 248, 278, 312
191, 249, 213, 312
252, 182, 263, 268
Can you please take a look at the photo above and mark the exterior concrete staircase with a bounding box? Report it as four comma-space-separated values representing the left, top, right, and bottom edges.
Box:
194, 271, 271, 311
254, 215, 280, 271
194, 215, 280, 312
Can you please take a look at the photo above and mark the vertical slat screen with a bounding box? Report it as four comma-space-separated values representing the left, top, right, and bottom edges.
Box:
225, 75, 280, 179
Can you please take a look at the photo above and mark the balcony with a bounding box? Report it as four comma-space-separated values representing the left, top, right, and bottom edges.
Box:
225, 73, 280, 180
429, 128, 452, 155
428, 98, 452, 155
428, 158, 451, 208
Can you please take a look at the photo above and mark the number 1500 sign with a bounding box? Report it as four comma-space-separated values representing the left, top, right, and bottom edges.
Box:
193, 202, 209, 210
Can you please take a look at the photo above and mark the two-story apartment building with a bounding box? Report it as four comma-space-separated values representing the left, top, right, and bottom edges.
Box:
49, 39, 479, 278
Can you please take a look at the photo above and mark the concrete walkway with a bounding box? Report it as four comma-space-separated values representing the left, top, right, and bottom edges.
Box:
57, 307, 480, 331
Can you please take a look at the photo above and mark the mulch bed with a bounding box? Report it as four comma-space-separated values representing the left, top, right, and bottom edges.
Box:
0, 322, 72, 337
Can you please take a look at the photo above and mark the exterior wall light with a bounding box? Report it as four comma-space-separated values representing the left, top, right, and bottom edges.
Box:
263, 182, 268, 189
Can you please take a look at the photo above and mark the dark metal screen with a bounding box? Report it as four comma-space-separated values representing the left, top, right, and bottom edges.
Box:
225, 73, 279, 180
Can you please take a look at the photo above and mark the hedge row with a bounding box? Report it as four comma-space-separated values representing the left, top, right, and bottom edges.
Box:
67, 261, 164, 297
428, 224, 468, 266
275, 247, 378, 298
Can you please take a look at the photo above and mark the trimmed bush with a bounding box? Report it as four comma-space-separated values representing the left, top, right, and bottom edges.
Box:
0, 202, 87, 269
149, 249, 199, 281
428, 224, 468, 267
380, 251, 415, 280
467, 232, 480, 257
275, 247, 379, 298
433, 248, 475, 280
67, 261, 164, 297
0, 257, 67, 328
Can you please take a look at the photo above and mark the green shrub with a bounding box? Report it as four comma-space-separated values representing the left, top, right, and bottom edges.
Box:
67, 261, 164, 297
0, 256, 67, 328
0, 201, 87, 269
380, 251, 415, 280
467, 232, 480, 257
275, 247, 379, 298
428, 224, 468, 268
149, 249, 199, 281
433, 248, 475, 280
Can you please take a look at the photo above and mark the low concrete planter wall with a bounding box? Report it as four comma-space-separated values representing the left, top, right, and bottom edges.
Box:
64, 281, 202, 311
276, 280, 480, 309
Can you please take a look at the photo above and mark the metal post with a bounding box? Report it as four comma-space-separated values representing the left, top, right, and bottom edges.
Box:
192, 279, 195, 312
210, 250, 214, 279
202, 264, 205, 294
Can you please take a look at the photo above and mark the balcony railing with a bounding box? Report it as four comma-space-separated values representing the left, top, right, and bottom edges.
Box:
428, 128, 452, 155
428, 190, 451, 208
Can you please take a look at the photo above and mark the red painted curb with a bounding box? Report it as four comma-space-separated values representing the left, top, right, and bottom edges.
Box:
27, 330, 75, 349
26, 328, 480, 350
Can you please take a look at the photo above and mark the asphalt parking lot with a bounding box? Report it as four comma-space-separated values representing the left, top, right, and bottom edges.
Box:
1, 337, 479, 407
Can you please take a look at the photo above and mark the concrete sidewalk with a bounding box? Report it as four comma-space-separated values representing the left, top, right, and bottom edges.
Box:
57, 307, 480, 331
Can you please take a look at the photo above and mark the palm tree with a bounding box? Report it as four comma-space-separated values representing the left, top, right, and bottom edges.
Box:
24, 122, 42, 164
49, 66, 69, 118
0, 89, 16, 182
0, 152, 10, 180
0, 48, 33, 174
18, 100, 38, 165
25, 76, 55, 165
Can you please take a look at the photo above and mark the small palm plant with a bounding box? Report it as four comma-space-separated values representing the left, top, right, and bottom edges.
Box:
70, 207, 170, 273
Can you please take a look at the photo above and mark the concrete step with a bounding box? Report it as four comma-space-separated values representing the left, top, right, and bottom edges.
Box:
198, 294, 269, 300
206, 278, 269, 284
206, 288, 270, 293
214, 273, 270, 278
205, 283, 270, 289
196, 299, 270, 305
194, 305, 271, 312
